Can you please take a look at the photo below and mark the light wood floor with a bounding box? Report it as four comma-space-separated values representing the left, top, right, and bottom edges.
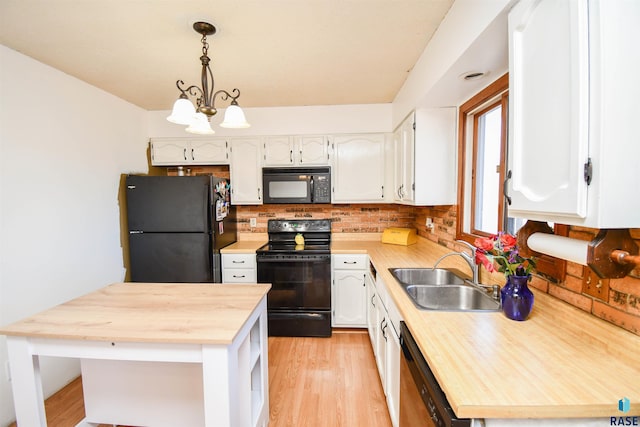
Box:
9, 330, 392, 427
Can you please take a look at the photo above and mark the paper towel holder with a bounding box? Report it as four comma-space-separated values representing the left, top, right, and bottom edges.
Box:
517, 221, 639, 279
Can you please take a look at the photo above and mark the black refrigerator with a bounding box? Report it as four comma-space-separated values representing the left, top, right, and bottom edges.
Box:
125, 175, 237, 283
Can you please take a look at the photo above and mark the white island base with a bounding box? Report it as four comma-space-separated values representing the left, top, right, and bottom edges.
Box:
3, 283, 270, 427
82, 309, 267, 426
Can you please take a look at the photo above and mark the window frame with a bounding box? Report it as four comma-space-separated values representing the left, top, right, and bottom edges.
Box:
469, 95, 508, 237
456, 72, 566, 282
457, 73, 509, 245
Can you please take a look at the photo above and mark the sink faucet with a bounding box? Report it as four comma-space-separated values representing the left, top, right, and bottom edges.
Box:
432, 240, 479, 285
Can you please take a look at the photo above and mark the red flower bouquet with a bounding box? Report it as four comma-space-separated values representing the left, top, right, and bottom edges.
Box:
473, 233, 536, 277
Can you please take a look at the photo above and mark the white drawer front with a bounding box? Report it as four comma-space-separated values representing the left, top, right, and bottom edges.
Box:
222, 254, 256, 269
222, 269, 257, 283
333, 254, 368, 270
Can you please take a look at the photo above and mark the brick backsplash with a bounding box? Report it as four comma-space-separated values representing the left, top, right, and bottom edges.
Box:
166, 165, 640, 335
412, 204, 640, 336
236, 204, 416, 234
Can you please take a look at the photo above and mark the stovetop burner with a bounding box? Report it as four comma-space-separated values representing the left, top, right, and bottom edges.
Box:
257, 219, 332, 255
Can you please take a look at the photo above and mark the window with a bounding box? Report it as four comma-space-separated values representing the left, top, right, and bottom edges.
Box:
471, 100, 504, 235
457, 74, 514, 243
456, 73, 566, 282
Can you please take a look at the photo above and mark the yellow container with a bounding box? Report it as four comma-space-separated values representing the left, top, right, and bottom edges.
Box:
381, 228, 418, 246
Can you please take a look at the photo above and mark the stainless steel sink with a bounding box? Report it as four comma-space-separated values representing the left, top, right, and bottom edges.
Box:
404, 284, 500, 311
388, 267, 500, 312
388, 268, 466, 286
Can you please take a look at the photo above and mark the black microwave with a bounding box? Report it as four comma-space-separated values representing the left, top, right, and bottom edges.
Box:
262, 167, 331, 204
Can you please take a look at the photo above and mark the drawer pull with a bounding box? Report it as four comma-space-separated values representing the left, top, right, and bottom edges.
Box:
232, 260, 246, 264
233, 275, 246, 278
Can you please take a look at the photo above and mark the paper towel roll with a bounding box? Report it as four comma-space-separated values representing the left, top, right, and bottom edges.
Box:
527, 233, 589, 265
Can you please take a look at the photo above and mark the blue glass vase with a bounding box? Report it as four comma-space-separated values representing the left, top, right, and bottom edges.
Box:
501, 274, 534, 321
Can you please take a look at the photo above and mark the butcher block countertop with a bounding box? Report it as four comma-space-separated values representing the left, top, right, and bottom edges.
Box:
0, 283, 271, 345
331, 237, 640, 419
220, 240, 266, 253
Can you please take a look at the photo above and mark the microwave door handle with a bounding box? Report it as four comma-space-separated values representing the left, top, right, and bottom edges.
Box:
310, 176, 314, 203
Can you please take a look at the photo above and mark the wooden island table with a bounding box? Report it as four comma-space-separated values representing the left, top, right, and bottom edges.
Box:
1, 282, 271, 427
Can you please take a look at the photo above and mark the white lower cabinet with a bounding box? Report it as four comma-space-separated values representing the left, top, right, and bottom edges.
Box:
368, 270, 401, 427
222, 253, 257, 283
385, 304, 401, 427
366, 269, 377, 351
374, 292, 388, 385
332, 254, 368, 327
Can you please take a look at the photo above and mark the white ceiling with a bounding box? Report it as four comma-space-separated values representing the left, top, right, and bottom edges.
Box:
0, 0, 456, 111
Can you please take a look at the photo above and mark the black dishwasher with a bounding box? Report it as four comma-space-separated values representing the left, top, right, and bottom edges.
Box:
399, 322, 470, 427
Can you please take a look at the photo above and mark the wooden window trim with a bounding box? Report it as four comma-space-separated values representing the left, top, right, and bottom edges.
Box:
456, 72, 566, 282
469, 98, 506, 237
457, 73, 509, 245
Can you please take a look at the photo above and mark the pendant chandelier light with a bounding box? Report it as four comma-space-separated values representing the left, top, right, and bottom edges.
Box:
167, 21, 250, 134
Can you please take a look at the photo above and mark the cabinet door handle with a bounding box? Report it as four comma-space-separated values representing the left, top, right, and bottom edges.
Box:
290, 150, 293, 163
343, 261, 357, 264
381, 185, 384, 199
191, 148, 195, 161
183, 148, 187, 161
372, 295, 376, 307
503, 169, 512, 206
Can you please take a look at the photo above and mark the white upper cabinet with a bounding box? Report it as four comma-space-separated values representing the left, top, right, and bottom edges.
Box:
263, 136, 295, 166
229, 138, 263, 205
508, 0, 640, 228
332, 134, 386, 203
263, 135, 329, 166
296, 135, 330, 165
393, 113, 415, 203
393, 108, 457, 206
150, 138, 229, 166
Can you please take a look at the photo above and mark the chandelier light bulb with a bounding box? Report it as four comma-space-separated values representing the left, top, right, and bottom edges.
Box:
186, 113, 215, 135
167, 96, 196, 125
220, 104, 251, 129
167, 21, 249, 133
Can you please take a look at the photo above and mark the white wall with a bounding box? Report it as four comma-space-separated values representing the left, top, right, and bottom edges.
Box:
148, 103, 393, 137
392, 0, 514, 128
0, 45, 149, 426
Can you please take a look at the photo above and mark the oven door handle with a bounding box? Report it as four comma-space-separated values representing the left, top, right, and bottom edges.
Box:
268, 311, 327, 320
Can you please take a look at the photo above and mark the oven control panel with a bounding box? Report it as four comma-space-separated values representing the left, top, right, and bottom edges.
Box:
267, 219, 331, 233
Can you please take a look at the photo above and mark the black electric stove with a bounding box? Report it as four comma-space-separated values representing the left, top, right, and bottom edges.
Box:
257, 219, 332, 337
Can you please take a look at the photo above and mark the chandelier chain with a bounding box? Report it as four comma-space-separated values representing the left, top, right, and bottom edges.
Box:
167, 21, 249, 132
201, 34, 209, 56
